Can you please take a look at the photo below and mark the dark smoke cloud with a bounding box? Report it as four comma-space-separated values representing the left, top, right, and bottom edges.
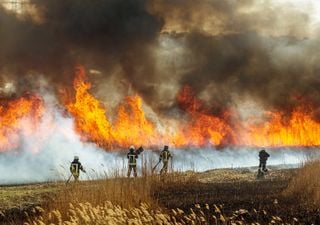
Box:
0, 6, 73, 85
1, 0, 320, 117
0, 0, 163, 92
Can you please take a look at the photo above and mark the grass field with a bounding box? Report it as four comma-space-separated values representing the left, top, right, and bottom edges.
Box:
1, 165, 320, 224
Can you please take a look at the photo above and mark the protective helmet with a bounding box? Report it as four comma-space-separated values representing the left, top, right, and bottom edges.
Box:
74, 156, 79, 160
129, 145, 135, 151
164, 145, 169, 150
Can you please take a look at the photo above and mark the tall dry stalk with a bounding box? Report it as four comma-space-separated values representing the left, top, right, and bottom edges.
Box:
285, 160, 320, 207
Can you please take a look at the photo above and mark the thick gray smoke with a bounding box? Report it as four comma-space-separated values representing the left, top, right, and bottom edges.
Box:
1, 0, 320, 114
147, 0, 320, 114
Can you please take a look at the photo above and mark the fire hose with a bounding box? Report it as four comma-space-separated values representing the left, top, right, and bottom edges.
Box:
65, 174, 72, 185
152, 160, 161, 173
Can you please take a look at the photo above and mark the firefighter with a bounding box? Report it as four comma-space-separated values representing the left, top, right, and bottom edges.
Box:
259, 149, 270, 172
70, 156, 86, 181
159, 145, 172, 175
127, 146, 138, 177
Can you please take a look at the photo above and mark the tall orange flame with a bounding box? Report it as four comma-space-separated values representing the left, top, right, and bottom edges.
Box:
0, 94, 44, 151
65, 67, 320, 149
65, 68, 235, 149
113, 95, 157, 147
66, 66, 158, 149
66, 67, 113, 148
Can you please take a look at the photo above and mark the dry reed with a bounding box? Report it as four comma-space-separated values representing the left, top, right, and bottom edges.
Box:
285, 160, 320, 207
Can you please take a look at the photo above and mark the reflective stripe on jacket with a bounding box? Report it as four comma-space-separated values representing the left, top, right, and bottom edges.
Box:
127, 153, 138, 166
160, 150, 171, 162
70, 162, 82, 176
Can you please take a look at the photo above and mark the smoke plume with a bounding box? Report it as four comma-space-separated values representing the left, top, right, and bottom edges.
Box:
147, 0, 320, 114
0, 0, 319, 114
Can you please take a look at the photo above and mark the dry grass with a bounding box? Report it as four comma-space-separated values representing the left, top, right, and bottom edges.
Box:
20, 172, 202, 225
25, 200, 302, 225
285, 160, 320, 207
36, 171, 197, 222
25, 201, 216, 225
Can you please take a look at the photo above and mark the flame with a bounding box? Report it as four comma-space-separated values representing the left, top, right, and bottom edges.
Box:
173, 85, 234, 146
66, 67, 113, 148
66, 66, 158, 149
3, 67, 319, 152
113, 96, 157, 147
0, 94, 44, 151
66, 69, 235, 149
65, 67, 320, 149
243, 108, 320, 147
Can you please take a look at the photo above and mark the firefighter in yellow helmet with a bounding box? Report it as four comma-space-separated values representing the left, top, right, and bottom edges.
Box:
127, 146, 138, 177
70, 156, 86, 181
159, 145, 172, 175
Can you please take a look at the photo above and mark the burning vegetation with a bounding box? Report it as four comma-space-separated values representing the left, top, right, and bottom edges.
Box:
0, 94, 43, 152
65, 66, 157, 149
0, 66, 320, 151
57, 66, 320, 150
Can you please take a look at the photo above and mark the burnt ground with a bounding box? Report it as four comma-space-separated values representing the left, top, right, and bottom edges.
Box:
154, 167, 320, 224
0, 183, 61, 224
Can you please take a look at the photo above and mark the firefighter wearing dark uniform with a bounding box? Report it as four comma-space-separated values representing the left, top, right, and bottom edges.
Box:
159, 145, 172, 175
127, 146, 138, 177
259, 149, 270, 172
70, 156, 86, 181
